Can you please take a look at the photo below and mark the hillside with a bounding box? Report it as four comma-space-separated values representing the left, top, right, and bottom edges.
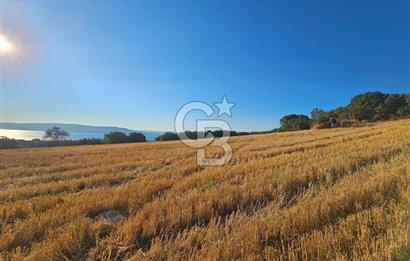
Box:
0, 120, 409, 260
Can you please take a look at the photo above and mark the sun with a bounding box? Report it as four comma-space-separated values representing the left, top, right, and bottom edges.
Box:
0, 35, 16, 56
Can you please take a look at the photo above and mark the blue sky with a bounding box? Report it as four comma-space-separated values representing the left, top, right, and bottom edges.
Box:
2, 0, 409, 131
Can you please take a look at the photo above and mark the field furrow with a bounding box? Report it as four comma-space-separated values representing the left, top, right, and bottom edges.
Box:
0, 120, 409, 260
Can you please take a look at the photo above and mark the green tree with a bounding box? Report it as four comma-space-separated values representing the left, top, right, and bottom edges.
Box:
310, 108, 330, 125
396, 94, 410, 117
374, 104, 390, 120
280, 114, 311, 131
104, 132, 129, 144
348, 92, 385, 121
43, 126, 70, 141
372, 94, 406, 120
155, 132, 179, 141
128, 132, 146, 142
331, 106, 350, 121
405, 94, 410, 106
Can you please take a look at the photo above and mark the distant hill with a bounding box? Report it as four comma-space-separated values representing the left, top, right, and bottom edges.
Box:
0, 123, 163, 141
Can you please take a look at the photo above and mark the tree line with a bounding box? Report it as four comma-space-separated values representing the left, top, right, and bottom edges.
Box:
0, 129, 146, 149
278, 92, 410, 131
1, 91, 409, 149
155, 130, 271, 141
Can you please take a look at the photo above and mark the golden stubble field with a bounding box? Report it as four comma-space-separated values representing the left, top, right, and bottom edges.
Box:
0, 120, 409, 260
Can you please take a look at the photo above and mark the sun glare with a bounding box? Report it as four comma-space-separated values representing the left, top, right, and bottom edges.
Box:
0, 35, 16, 56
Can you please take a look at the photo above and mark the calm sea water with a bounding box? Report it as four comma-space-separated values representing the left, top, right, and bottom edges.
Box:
0, 129, 106, 141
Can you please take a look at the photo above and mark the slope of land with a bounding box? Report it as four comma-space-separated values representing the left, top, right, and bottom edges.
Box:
0, 120, 409, 260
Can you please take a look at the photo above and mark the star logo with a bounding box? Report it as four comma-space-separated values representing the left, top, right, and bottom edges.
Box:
214, 96, 235, 117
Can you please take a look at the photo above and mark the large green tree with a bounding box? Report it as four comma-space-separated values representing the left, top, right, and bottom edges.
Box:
311, 108, 331, 125
280, 114, 311, 131
348, 92, 385, 121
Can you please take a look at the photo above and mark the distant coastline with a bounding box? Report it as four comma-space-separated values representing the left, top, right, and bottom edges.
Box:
0, 123, 163, 141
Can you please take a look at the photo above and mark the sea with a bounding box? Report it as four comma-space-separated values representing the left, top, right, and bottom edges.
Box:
0, 129, 106, 141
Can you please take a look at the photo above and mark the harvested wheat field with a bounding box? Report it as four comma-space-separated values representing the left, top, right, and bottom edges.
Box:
0, 120, 409, 260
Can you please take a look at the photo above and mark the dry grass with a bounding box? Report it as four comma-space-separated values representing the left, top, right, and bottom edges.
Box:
0, 120, 409, 260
